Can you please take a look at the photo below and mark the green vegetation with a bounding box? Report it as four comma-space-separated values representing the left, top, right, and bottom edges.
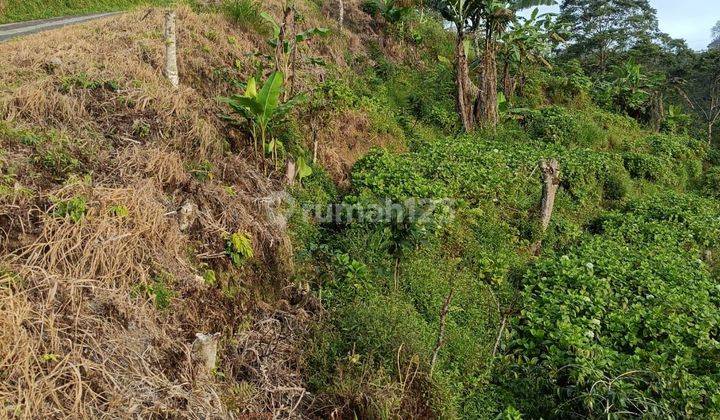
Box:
0, 0, 171, 23
277, 2, 720, 417
220, 72, 297, 163
225, 232, 254, 266
52, 196, 88, 222
508, 193, 720, 417
3, 0, 720, 418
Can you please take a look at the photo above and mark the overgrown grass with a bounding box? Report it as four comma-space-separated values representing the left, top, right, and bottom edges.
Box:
221, 0, 270, 35
0, 0, 172, 23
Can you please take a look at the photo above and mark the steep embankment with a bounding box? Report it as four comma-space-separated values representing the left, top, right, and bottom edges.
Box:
0, 2, 400, 417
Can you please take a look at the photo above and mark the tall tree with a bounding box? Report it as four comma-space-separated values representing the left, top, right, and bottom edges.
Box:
431, 0, 553, 131
473, 0, 555, 128
673, 50, 720, 144
558, 0, 661, 73
710, 20, 720, 50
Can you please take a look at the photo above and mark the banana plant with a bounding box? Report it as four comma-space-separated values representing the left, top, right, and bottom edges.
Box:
219, 72, 298, 165
260, 7, 329, 97
429, 0, 555, 130
497, 8, 562, 100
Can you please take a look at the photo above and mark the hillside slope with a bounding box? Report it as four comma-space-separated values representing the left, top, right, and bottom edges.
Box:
1, 1, 719, 419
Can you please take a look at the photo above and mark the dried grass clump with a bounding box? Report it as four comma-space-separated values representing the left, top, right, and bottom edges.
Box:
118, 145, 190, 188
0, 6, 232, 159
221, 300, 315, 417
0, 1, 395, 416
0, 265, 226, 418
16, 180, 188, 286
0, 180, 224, 417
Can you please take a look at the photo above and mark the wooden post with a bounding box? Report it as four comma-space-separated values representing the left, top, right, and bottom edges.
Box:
164, 11, 179, 88
285, 159, 297, 186
191, 332, 220, 377
338, 0, 344, 28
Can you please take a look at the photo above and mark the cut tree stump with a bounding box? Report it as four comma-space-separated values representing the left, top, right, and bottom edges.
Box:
532, 159, 560, 255
191, 332, 220, 376
539, 159, 560, 232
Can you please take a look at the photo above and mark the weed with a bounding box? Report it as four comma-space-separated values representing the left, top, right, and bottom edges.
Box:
132, 273, 175, 310
108, 204, 129, 218
202, 269, 217, 286
187, 161, 214, 181
223, 0, 270, 35
225, 232, 254, 266
52, 196, 88, 223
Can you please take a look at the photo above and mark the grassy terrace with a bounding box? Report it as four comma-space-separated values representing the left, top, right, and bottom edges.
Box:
0, 0, 171, 23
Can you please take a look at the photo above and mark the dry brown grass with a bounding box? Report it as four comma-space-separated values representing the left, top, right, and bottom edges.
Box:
0, 4, 323, 417
0, 0, 405, 417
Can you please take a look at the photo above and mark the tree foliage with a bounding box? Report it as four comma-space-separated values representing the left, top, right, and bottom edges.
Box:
558, 0, 662, 72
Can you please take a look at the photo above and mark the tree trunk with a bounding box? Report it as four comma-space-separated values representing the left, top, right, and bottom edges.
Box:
502, 60, 513, 102
710, 121, 714, 146
455, 31, 475, 132
649, 92, 664, 133
164, 11, 179, 88
475, 34, 499, 128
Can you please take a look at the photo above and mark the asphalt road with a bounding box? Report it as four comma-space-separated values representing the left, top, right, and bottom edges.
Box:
0, 12, 120, 42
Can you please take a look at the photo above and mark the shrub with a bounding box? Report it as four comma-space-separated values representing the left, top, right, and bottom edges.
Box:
702, 166, 720, 198
524, 106, 607, 149
507, 194, 720, 418
622, 152, 669, 182
525, 106, 580, 146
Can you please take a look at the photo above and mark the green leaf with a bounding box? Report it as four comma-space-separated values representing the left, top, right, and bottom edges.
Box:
296, 27, 331, 43
256, 71, 284, 123
245, 77, 257, 98
297, 156, 313, 181
260, 12, 280, 39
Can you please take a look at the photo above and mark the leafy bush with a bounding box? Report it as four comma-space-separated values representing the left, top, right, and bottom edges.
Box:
702, 166, 720, 198
622, 151, 669, 182
507, 193, 720, 418
524, 106, 606, 148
